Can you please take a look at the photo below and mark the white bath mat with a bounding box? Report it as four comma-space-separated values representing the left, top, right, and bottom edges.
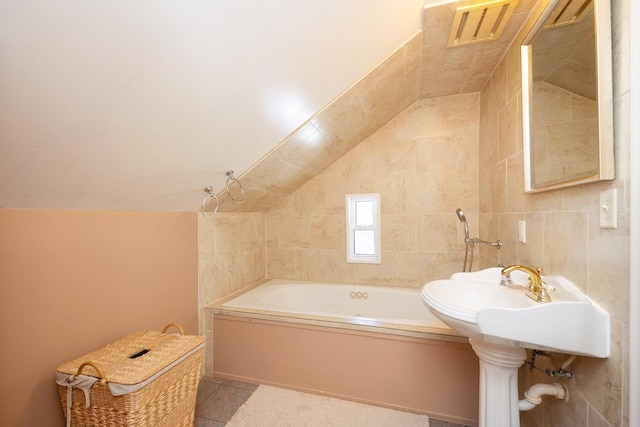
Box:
226, 384, 430, 427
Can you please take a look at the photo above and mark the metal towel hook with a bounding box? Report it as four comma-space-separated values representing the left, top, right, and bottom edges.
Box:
225, 170, 244, 204
200, 170, 245, 218
201, 186, 219, 218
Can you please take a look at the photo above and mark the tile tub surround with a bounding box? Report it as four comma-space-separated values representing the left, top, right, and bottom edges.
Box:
265, 94, 482, 287
198, 212, 266, 357
198, 93, 483, 392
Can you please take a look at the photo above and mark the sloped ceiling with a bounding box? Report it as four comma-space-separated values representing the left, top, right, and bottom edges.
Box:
0, 0, 536, 213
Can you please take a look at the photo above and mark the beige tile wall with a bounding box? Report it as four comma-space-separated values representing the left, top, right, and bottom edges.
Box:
198, 212, 265, 374
530, 81, 599, 187
479, 0, 630, 425
264, 94, 482, 287
419, 0, 537, 98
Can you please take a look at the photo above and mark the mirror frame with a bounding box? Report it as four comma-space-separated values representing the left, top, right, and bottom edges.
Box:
521, 0, 615, 193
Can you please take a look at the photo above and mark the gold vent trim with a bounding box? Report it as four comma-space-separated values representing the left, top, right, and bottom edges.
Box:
544, 0, 593, 29
447, 0, 520, 48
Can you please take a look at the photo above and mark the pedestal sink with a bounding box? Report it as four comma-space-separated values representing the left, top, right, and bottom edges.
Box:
421, 267, 609, 427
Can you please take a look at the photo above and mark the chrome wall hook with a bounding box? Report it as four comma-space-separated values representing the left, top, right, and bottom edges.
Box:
200, 170, 245, 217
201, 186, 219, 218
225, 170, 244, 204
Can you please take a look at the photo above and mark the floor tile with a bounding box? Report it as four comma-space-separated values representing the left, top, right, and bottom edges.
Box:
196, 377, 222, 405
195, 383, 256, 423
193, 416, 225, 427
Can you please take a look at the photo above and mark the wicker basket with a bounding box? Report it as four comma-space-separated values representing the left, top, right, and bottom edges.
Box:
56, 324, 205, 427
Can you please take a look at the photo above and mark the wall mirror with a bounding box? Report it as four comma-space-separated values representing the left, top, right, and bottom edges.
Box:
521, 0, 614, 193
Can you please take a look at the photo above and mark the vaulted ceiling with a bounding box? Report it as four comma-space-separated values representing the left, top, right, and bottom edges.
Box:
0, 0, 536, 213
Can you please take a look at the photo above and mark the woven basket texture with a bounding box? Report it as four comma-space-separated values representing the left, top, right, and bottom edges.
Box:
57, 330, 204, 384
57, 330, 204, 426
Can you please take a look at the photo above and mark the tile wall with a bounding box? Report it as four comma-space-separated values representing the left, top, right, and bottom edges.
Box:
198, 1, 632, 423
198, 213, 265, 374
264, 94, 481, 287
478, 0, 631, 425
419, 0, 536, 98
530, 81, 599, 187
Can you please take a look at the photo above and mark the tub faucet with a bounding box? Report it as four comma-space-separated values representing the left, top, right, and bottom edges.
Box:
500, 265, 552, 303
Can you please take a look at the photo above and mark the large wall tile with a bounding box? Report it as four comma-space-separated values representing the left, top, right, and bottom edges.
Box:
266, 95, 480, 285
480, 1, 631, 425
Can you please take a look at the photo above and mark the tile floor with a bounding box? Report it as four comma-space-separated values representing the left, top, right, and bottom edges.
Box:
194, 376, 472, 427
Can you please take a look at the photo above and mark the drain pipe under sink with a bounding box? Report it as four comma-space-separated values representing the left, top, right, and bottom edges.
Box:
518, 383, 569, 411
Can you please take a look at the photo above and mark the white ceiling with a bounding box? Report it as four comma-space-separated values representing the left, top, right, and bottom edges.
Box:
0, 0, 427, 211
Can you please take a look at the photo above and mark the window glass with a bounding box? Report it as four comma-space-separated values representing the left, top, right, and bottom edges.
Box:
346, 194, 380, 264
353, 230, 375, 255
355, 201, 374, 226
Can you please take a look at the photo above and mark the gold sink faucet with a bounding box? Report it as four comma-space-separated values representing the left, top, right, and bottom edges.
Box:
501, 265, 552, 303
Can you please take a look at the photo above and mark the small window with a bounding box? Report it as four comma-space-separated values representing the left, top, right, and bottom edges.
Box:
346, 194, 380, 264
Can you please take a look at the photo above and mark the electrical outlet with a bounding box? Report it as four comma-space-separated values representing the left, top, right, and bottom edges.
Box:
518, 220, 526, 243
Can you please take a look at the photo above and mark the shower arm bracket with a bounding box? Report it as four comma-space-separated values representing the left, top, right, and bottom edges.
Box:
456, 208, 502, 271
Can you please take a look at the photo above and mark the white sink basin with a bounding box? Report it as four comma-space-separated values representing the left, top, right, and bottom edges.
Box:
421, 268, 610, 357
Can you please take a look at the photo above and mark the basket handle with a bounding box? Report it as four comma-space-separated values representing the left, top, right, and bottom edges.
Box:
161, 323, 185, 335
76, 361, 107, 384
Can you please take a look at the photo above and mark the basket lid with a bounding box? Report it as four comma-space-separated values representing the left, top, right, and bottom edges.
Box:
56, 330, 205, 385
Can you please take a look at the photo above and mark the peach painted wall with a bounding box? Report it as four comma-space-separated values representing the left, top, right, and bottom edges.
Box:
0, 209, 198, 427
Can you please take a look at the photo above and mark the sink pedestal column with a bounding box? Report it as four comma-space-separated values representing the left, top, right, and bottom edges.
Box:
469, 338, 527, 427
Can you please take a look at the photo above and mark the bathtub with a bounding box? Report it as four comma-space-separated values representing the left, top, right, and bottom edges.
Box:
220, 279, 449, 329
206, 279, 479, 426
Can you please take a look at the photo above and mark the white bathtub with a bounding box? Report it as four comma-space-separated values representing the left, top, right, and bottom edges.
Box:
208, 279, 478, 425
221, 278, 449, 329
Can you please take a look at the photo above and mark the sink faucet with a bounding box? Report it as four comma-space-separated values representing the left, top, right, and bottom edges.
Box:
501, 265, 552, 303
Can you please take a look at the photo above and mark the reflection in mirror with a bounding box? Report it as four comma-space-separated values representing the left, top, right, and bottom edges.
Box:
521, 0, 614, 192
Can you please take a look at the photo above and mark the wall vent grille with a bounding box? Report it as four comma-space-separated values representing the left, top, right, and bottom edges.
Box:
447, 0, 520, 48
544, 0, 593, 29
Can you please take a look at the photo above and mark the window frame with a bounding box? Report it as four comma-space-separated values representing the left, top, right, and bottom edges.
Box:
346, 193, 381, 264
